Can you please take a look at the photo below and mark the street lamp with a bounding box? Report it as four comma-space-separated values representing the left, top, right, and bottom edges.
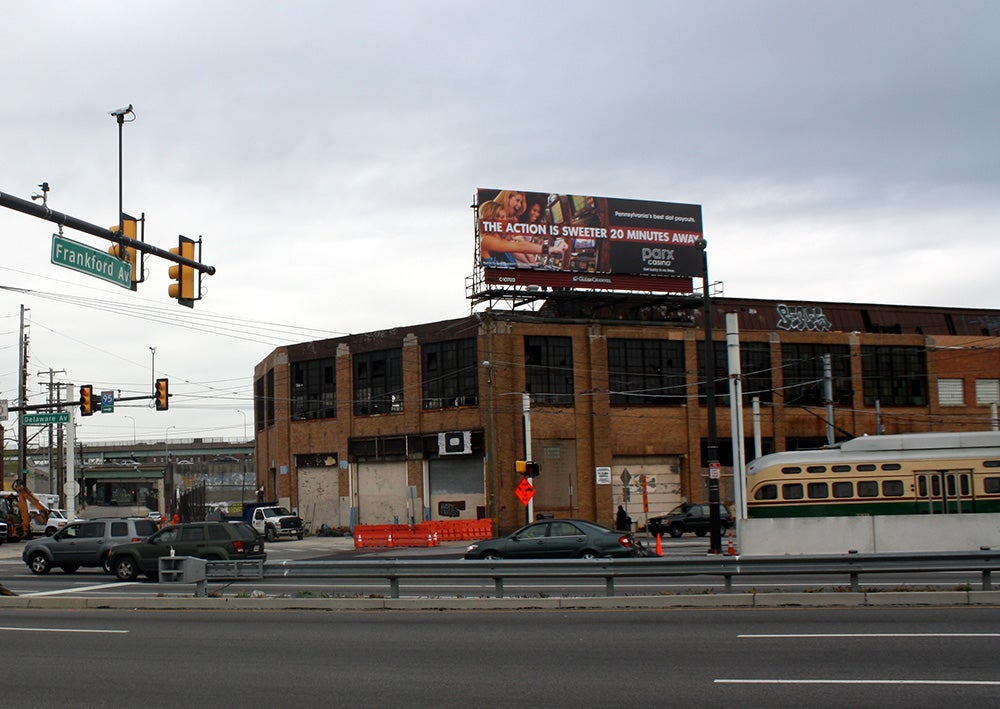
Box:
149, 347, 156, 403
124, 415, 136, 446
164, 425, 176, 518
236, 410, 249, 506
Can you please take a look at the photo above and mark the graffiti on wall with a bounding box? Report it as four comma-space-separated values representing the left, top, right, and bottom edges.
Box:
775, 304, 833, 332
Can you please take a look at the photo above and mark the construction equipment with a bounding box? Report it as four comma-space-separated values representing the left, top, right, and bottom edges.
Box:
0, 481, 55, 541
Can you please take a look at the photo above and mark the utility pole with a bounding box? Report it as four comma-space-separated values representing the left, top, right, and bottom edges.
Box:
17, 304, 30, 487
38, 368, 66, 495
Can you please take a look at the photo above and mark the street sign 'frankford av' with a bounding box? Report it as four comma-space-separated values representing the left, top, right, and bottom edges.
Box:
51, 234, 132, 288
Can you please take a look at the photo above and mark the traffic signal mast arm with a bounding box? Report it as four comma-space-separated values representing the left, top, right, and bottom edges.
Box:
0, 189, 216, 276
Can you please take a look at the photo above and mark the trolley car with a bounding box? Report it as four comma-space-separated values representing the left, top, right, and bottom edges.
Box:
746, 431, 1000, 517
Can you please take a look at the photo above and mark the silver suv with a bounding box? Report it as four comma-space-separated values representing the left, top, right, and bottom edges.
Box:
22, 517, 159, 574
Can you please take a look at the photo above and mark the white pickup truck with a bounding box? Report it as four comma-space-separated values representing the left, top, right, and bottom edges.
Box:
245, 504, 304, 541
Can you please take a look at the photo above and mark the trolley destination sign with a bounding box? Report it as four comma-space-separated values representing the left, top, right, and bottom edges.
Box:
51, 234, 132, 289
22, 411, 70, 425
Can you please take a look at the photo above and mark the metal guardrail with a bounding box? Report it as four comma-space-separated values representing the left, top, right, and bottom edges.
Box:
187, 550, 1000, 599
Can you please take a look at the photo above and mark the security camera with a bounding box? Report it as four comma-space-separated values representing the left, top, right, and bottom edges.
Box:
108, 104, 133, 117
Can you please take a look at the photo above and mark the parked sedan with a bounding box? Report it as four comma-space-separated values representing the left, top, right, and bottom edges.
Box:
464, 519, 640, 560
107, 522, 266, 581
647, 503, 734, 538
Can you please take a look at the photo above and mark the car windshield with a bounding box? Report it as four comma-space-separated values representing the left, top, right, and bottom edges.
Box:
264, 507, 292, 517
667, 504, 689, 515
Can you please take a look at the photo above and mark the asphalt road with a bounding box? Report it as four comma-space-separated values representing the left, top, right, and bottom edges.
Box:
3, 607, 998, 708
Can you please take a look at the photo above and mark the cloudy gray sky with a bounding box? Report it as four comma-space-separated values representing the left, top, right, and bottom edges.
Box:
1, 0, 997, 447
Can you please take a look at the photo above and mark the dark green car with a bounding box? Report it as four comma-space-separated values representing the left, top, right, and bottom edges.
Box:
464, 519, 641, 560
108, 522, 266, 581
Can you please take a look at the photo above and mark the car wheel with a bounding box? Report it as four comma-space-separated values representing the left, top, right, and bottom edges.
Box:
695, 529, 708, 537
28, 551, 52, 575
578, 550, 600, 560
60, 564, 80, 573
668, 522, 684, 538
113, 555, 140, 582
480, 551, 502, 561
101, 553, 113, 573
297, 532, 304, 540
265, 526, 277, 542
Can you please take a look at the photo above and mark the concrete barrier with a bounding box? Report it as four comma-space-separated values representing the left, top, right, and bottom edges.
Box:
741, 513, 1000, 555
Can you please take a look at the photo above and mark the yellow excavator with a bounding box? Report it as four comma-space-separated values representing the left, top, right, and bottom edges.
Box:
0, 480, 54, 541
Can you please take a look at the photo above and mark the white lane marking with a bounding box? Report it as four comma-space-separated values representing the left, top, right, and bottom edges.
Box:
740, 633, 1000, 638
717, 679, 1000, 686
23, 582, 136, 597
0, 626, 128, 634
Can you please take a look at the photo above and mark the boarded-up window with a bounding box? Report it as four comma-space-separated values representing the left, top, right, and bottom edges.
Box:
976, 379, 1000, 405
937, 378, 964, 406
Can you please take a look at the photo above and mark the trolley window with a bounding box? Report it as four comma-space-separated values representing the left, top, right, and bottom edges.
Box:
985, 477, 1000, 494
807, 482, 829, 499
857, 464, 877, 472
945, 475, 971, 497
857, 481, 879, 497
882, 480, 904, 497
754, 484, 778, 500
806, 466, 826, 474
782, 483, 804, 500
781, 467, 802, 475
832, 481, 854, 498
983, 461, 1000, 468
881, 463, 902, 471
832, 465, 852, 473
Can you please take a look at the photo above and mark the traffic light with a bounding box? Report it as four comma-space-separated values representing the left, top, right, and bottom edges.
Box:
155, 378, 169, 411
108, 214, 139, 290
168, 235, 196, 308
515, 460, 540, 477
79, 385, 94, 416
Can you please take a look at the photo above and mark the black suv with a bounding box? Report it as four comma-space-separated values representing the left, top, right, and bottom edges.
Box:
647, 503, 734, 538
108, 522, 266, 581
22, 517, 159, 574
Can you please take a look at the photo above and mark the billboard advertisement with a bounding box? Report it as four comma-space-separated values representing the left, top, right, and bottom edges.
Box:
476, 188, 702, 293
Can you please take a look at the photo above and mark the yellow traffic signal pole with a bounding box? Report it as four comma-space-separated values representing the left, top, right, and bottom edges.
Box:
0, 190, 216, 283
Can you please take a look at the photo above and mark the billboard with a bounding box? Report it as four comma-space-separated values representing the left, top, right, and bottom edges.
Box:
476, 188, 702, 293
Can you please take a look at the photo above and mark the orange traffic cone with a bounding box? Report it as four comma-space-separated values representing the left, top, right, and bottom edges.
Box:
726, 530, 736, 556
655, 533, 663, 557
387, 532, 394, 548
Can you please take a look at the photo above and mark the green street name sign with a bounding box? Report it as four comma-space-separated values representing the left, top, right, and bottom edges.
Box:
23, 412, 70, 425
51, 234, 132, 289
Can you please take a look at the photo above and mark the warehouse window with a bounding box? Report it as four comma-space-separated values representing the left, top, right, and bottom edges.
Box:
422, 338, 478, 409
291, 357, 337, 421
525, 336, 574, 405
607, 338, 686, 405
354, 348, 404, 415
698, 340, 772, 405
861, 346, 927, 406
782, 344, 852, 406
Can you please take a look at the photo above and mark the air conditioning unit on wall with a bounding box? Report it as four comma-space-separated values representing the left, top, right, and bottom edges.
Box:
438, 430, 472, 455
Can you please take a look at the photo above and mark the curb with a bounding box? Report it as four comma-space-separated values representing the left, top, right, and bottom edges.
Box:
1, 590, 998, 612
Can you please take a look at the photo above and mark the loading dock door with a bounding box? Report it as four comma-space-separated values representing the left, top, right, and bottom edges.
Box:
356, 461, 409, 525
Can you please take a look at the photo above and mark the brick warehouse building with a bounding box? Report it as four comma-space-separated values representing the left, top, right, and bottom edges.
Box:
252, 296, 1000, 535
